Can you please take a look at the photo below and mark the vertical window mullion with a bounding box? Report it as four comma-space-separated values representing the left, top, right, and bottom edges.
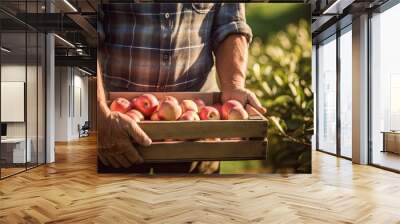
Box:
367, 11, 373, 165
36, 0, 39, 167
25, 0, 28, 171
336, 28, 341, 157
316, 44, 320, 151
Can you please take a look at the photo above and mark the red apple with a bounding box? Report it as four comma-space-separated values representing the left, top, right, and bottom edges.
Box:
194, 98, 206, 110
212, 103, 223, 116
110, 97, 131, 113
126, 109, 144, 122
131, 93, 159, 117
180, 99, 198, 113
221, 100, 243, 120
150, 111, 160, 121
158, 100, 182, 121
199, 106, 220, 120
227, 106, 249, 120
179, 111, 200, 121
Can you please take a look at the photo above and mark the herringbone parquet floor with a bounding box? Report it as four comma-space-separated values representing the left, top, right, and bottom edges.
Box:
1, 135, 400, 224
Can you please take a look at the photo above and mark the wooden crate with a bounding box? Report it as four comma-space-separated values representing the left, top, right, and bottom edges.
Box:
105, 92, 268, 163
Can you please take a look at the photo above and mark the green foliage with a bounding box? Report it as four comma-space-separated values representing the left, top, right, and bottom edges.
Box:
220, 4, 312, 174
246, 3, 310, 41
246, 19, 313, 173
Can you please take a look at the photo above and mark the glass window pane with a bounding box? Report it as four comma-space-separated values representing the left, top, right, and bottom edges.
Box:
27, 31, 38, 169
318, 36, 337, 154
26, 0, 41, 169
0, 1, 46, 179
371, 4, 400, 171
1, 31, 28, 177
340, 28, 352, 158
312, 45, 317, 151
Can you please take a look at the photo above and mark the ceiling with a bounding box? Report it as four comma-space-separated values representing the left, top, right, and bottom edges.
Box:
0, 0, 98, 72
311, 0, 390, 42
0, 0, 392, 72
1, 33, 45, 64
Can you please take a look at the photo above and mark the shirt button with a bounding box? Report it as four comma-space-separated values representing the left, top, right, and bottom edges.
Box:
165, 13, 170, 19
163, 53, 169, 62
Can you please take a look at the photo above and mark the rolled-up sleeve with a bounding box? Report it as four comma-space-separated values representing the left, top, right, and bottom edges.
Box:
211, 3, 253, 50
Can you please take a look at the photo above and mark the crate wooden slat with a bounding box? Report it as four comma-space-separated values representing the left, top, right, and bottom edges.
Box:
135, 140, 267, 162
138, 120, 267, 139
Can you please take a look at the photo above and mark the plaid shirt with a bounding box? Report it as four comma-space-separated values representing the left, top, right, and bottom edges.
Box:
98, 3, 252, 92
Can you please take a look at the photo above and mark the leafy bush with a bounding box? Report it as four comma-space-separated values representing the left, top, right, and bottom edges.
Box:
246, 19, 312, 173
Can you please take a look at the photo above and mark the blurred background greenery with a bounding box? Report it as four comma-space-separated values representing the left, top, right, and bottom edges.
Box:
220, 3, 312, 174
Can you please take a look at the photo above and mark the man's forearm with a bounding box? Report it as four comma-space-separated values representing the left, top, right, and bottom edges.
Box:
215, 34, 248, 91
97, 60, 111, 116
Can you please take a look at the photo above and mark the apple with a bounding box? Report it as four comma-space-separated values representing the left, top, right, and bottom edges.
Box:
180, 99, 198, 113
194, 98, 206, 110
126, 109, 144, 122
204, 137, 221, 141
110, 97, 131, 113
150, 111, 161, 121
221, 100, 243, 120
199, 106, 220, 120
227, 106, 249, 120
158, 100, 182, 121
212, 103, 223, 116
131, 93, 159, 117
160, 95, 179, 105
179, 111, 200, 121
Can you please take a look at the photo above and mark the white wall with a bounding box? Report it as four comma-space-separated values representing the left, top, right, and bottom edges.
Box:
55, 67, 70, 141
54, 67, 89, 141
1, 64, 42, 138
1, 64, 26, 138
72, 73, 89, 138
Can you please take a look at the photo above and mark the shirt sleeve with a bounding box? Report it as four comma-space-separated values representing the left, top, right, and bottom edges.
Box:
211, 3, 253, 51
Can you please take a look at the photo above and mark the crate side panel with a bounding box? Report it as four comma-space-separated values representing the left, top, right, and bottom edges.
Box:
136, 140, 267, 162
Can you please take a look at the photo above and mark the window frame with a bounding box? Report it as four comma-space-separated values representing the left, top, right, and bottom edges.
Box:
0, 1, 48, 180
315, 21, 353, 160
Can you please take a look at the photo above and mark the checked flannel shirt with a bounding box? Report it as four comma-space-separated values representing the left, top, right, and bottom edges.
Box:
98, 3, 252, 92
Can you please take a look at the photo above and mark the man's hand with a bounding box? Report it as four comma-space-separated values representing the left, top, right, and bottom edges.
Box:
97, 60, 151, 168
215, 35, 266, 114
98, 109, 152, 168
221, 87, 266, 114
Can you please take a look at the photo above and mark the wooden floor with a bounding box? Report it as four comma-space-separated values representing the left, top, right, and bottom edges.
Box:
1, 167, 26, 178
1, 136, 400, 224
1, 163, 43, 178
